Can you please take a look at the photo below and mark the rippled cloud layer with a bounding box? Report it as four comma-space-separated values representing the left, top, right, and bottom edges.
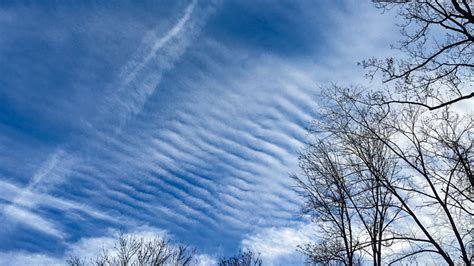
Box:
0, 0, 397, 264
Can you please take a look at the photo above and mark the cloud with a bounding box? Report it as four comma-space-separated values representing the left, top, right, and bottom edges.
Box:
2, 0, 396, 246
241, 222, 316, 266
195, 254, 218, 266
0, 149, 75, 238
0, 179, 115, 222
119, 0, 198, 86
2, 205, 64, 239
0, 0, 405, 263
99, 0, 219, 129
0, 0, 216, 238
0, 252, 64, 266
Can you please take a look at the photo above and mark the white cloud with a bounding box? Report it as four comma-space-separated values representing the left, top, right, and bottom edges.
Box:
195, 254, 218, 266
103, 0, 218, 126
2, 205, 64, 239
0, 150, 74, 238
241, 223, 316, 266
0, 252, 64, 266
120, 0, 198, 86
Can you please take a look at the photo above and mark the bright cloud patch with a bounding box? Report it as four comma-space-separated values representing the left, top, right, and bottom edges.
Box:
241, 223, 315, 265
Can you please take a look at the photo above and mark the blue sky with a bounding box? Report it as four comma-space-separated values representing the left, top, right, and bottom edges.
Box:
0, 1, 398, 264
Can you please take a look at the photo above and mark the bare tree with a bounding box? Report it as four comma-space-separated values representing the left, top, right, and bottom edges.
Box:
302, 85, 472, 265
66, 256, 85, 266
172, 245, 196, 266
295, 118, 403, 265
295, 141, 363, 266
341, 129, 404, 266
66, 233, 196, 266
218, 250, 262, 266
362, 0, 474, 110
297, 1, 472, 265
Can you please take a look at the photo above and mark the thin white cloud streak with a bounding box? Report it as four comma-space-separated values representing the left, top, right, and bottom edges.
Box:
119, 0, 198, 86
103, 0, 216, 125
3, 206, 64, 239
0, 180, 114, 222
0, 150, 74, 238
0, 177, 118, 239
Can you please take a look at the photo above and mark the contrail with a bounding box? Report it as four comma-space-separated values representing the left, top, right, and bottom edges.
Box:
1, 150, 71, 239
106, 0, 202, 125
121, 0, 198, 86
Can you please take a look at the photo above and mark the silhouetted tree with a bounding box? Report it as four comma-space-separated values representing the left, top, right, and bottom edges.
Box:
294, 2, 473, 263
363, 0, 473, 110
218, 250, 262, 266
66, 233, 195, 266
66, 256, 85, 266
295, 113, 403, 265
295, 141, 363, 266
299, 85, 472, 265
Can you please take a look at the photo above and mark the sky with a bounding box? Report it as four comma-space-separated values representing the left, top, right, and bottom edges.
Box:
0, 1, 399, 265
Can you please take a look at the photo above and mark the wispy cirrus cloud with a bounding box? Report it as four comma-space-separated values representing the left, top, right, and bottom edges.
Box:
99, 0, 219, 128
1, 0, 217, 239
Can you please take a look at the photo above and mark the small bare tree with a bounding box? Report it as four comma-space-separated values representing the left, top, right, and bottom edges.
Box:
218, 250, 262, 266
66, 256, 85, 266
66, 233, 195, 266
